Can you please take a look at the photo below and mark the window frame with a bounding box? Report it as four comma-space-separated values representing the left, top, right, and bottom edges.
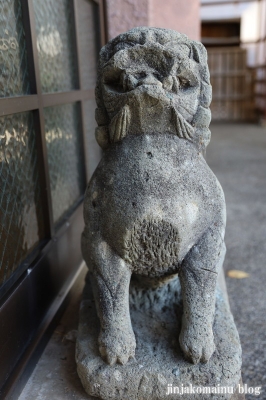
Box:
1, 0, 106, 238
0, 0, 106, 397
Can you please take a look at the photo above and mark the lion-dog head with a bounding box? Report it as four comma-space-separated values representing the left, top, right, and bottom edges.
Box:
95, 27, 212, 154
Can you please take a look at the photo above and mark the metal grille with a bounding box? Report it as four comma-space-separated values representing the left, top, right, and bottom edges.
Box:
0, 112, 45, 286
33, 0, 78, 93
0, 0, 30, 97
44, 103, 85, 224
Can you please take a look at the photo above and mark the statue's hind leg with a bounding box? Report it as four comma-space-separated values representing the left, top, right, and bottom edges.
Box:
179, 218, 226, 364
81, 233, 135, 365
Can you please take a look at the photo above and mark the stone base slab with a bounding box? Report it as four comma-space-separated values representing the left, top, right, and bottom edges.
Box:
76, 274, 242, 400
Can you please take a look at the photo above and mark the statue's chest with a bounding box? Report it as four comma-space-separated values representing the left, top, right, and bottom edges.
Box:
102, 134, 201, 198
94, 135, 218, 270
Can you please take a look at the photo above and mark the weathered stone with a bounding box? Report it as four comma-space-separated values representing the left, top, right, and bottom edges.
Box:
78, 26, 242, 398
76, 272, 242, 399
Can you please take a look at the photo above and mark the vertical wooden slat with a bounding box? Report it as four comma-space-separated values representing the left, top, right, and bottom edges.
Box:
207, 47, 255, 121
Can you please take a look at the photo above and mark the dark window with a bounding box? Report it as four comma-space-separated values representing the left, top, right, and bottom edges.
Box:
0, 111, 45, 286
0, 0, 106, 396
201, 21, 241, 47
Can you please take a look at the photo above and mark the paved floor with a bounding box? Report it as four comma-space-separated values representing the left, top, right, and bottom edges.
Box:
18, 265, 93, 400
207, 123, 266, 400
19, 123, 266, 400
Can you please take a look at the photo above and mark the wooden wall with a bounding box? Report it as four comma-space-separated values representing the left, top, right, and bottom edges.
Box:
207, 47, 255, 121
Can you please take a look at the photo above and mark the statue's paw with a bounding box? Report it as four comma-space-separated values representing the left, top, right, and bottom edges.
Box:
98, 326, 136, 366
179, 325, 215, 364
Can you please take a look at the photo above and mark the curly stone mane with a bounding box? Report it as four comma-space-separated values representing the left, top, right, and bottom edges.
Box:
95, 27, 212, 152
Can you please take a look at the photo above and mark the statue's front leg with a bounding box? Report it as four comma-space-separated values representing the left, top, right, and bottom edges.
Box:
179, 219, 226, 364
82, 234, 135, 365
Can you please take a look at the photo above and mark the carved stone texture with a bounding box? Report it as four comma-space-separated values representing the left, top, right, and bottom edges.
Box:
78, 27, 242, 399
76, 272, 242, 400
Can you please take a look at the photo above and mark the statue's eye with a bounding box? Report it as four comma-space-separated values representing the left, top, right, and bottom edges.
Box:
134, 72, 146, 80
179, 77, 190, 89
103, 70, 122, 88
153, 72, 162, 82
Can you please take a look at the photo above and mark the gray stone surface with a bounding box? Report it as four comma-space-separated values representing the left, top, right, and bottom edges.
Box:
207, 123, 266, 400
19, 123, 265, 400
79, 26, 242, 397
76, 272, 242, 399
81, 27, 228, 369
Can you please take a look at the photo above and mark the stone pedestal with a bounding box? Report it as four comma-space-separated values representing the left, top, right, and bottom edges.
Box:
76, 272, 242, 400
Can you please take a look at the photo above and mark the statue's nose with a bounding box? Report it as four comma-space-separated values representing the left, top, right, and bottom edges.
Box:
141, 73, 162, 87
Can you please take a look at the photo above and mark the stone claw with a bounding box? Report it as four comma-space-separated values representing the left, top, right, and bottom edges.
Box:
98, 326, 136, 366
179, 324, 216, 364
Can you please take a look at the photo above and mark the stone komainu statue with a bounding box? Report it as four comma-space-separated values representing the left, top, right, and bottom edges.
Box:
82, 27, 226, 366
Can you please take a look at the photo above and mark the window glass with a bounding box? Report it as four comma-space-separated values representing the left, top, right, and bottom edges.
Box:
44, 103, 85, 224
76, 0, 100, 89
0, 112, 45, 286
83, 99, 101, 179
0, 0, 30, 97
33, 0, 78, 93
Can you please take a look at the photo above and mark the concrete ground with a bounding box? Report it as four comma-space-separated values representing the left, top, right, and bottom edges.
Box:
207, 123, 266, 400
19, 123, 266, 400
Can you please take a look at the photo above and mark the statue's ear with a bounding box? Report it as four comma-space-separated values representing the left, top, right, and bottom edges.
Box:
95, 108, 110, 149
95, 126, 109, 149
190, 42, 208, 65
95, 106, 131, 148
109, 105, 131, 143
172, 108, 194, 140
192, 106, 212, 153
192, 105, 211, 129
95, 107, 109, 126
190, 44, 200, 63
200, 81, 212, 108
